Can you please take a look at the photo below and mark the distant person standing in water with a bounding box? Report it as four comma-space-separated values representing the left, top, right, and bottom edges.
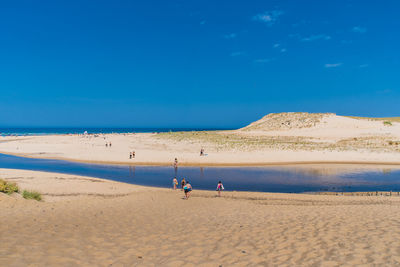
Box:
172, 177, 178, 190
181, 177, 186, 190
216, 181, 224, 197
174, 158, 178, 168
183, 181, 192, 199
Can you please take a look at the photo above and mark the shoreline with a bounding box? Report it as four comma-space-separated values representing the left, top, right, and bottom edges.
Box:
2, 168, 400, 200
2, 150, 400, 167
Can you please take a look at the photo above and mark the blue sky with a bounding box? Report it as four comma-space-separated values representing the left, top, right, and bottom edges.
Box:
0, 0, 399, 128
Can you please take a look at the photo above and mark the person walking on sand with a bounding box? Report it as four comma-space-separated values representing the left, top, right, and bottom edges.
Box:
173, 177, 178, 190
183, 181, 192, 199
129, 152, 132, 159
216, 180, 224, 197
181, 177, 186, 190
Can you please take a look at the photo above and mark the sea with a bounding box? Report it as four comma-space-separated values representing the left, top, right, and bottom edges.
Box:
0, 127, 231, 136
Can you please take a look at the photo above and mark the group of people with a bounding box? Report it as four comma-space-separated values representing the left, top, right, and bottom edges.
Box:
129, 151, 136, 159
172, 177, 224, 199
105, 142, 112, 147
172, 177, 192, 199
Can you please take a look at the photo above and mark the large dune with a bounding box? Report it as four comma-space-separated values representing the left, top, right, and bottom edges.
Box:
239, 112, 400, 139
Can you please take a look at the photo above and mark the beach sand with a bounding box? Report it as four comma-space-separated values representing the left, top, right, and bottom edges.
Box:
2, 169, 400, 266
1, 113, 400, 166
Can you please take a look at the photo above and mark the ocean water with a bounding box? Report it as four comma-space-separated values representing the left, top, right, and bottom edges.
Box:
1, 153, 400, 193
0, 127, 231, 136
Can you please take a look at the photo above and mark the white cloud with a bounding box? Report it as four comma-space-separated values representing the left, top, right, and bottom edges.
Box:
324, 63, 342, 68
253, 10, 283, 26
301, 34, 331, 42
230, 51, 245, 57
352, 26, 367, 33
224, 33, 237, 39
273, 44, 286, 52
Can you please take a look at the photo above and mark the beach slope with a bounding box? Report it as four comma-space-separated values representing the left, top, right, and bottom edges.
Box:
1, 169, 400, 266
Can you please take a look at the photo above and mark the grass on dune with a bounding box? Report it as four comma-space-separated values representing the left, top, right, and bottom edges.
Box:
1, 178, 42, 201
22, 190, 42, 201
0, 179, 19, 194
156, 130, 400, 153
346, 116, 400, 123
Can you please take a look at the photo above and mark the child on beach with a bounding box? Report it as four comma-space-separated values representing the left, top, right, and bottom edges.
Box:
183, 181, 192, 199
181, 178, 186, 190
216, 181, 224, 197
173, 177, 178, 190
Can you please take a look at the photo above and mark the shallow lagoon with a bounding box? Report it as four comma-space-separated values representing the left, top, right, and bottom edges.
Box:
1, 153, 400, 193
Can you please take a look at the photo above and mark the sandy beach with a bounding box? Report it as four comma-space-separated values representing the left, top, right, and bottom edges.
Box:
1, 168, 400, 266
1, 113, 400, 166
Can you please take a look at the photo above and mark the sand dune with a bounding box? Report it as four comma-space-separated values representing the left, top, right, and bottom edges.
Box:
1, 169, 400, 266
0, 113, 400, 165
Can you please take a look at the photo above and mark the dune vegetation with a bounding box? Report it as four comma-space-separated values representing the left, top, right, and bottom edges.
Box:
0, 179, 19, 194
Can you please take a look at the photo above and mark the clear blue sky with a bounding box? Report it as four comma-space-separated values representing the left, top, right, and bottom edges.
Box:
0, 0, 399, 128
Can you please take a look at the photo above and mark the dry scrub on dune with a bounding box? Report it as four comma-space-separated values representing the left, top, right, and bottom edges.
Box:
241, 112, 330, 131
156, 131, 400, 153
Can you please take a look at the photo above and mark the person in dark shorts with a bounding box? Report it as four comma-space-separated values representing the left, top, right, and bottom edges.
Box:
183, 181, 192, 199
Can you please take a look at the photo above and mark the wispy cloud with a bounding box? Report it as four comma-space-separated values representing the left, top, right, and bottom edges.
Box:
272, 43, 286, 52
301, 34, 331, 42
253, 10, 283, 26
224, 33, 237, 39
200, 20, 206, 25
254, 58, 273, 63
359, 64, 369, 68
230, 51, 245, 57
324, 63, 342, 68
352, 26, 367, 33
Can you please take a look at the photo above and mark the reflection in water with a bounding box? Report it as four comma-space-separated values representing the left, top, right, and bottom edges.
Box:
1, 153, 400, 193
383, 169, 392, 175
129, 166, 135, 178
